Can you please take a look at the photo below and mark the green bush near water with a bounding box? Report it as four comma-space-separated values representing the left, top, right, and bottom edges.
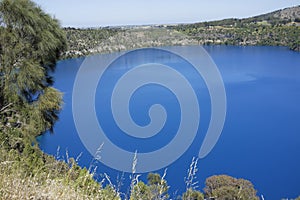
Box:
0, 0, 298, 199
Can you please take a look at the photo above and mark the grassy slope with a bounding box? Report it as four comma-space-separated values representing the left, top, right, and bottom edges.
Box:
0, 143, 120, 199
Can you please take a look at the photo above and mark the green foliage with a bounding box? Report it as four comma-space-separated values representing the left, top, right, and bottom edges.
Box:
64, 7, 300, 59
0, 1, 120, 198
0, 145, 121, 199
147, 173, 169, 200
130, 173, 260, 200
0, 1, 296, 199
62, 27, 121, 58
99, 186, 121, 200
172, 15, 300, 51
0, 0, 66, 150
182, 188, 204, 200
204, 175, 259, 200
130, 181, 152, 200
130, 173, 169, 200
62, 27, 197, 59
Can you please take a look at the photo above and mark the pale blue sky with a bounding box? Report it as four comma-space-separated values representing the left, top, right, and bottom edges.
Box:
32, 0, 300, 27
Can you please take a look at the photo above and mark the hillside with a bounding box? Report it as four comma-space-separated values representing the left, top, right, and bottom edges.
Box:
171, 6, 300, 51
63, 6, 300, 59
199, 5, 300, 25
62, 27, 198, 58
1, 1, 300, 199
253, 5, 300, 22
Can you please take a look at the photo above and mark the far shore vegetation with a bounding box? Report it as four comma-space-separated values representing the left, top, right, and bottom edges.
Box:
1, 0, 300, 199
62, 5, 300, 59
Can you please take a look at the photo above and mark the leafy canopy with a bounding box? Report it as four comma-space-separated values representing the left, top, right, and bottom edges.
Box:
0, 0, 66, 149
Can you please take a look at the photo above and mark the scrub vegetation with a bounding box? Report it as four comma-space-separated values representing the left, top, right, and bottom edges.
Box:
63, 6, 300, 59
0, 0, 299, 199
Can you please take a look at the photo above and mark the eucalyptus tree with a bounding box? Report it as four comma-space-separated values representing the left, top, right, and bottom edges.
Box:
0, 0, 66, 149
204, 175, 259, 200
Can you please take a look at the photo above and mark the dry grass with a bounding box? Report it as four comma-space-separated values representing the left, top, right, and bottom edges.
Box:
0, 148, 120, 200
0, 174, 92, 200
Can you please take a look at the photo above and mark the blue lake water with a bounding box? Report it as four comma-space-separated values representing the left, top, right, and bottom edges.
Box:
38, 45, 300, 199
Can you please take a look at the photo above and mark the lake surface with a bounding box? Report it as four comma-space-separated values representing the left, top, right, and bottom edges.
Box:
38, 45, 300, 199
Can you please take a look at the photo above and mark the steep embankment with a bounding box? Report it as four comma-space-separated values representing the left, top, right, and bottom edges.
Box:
63, 6, 300, 59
